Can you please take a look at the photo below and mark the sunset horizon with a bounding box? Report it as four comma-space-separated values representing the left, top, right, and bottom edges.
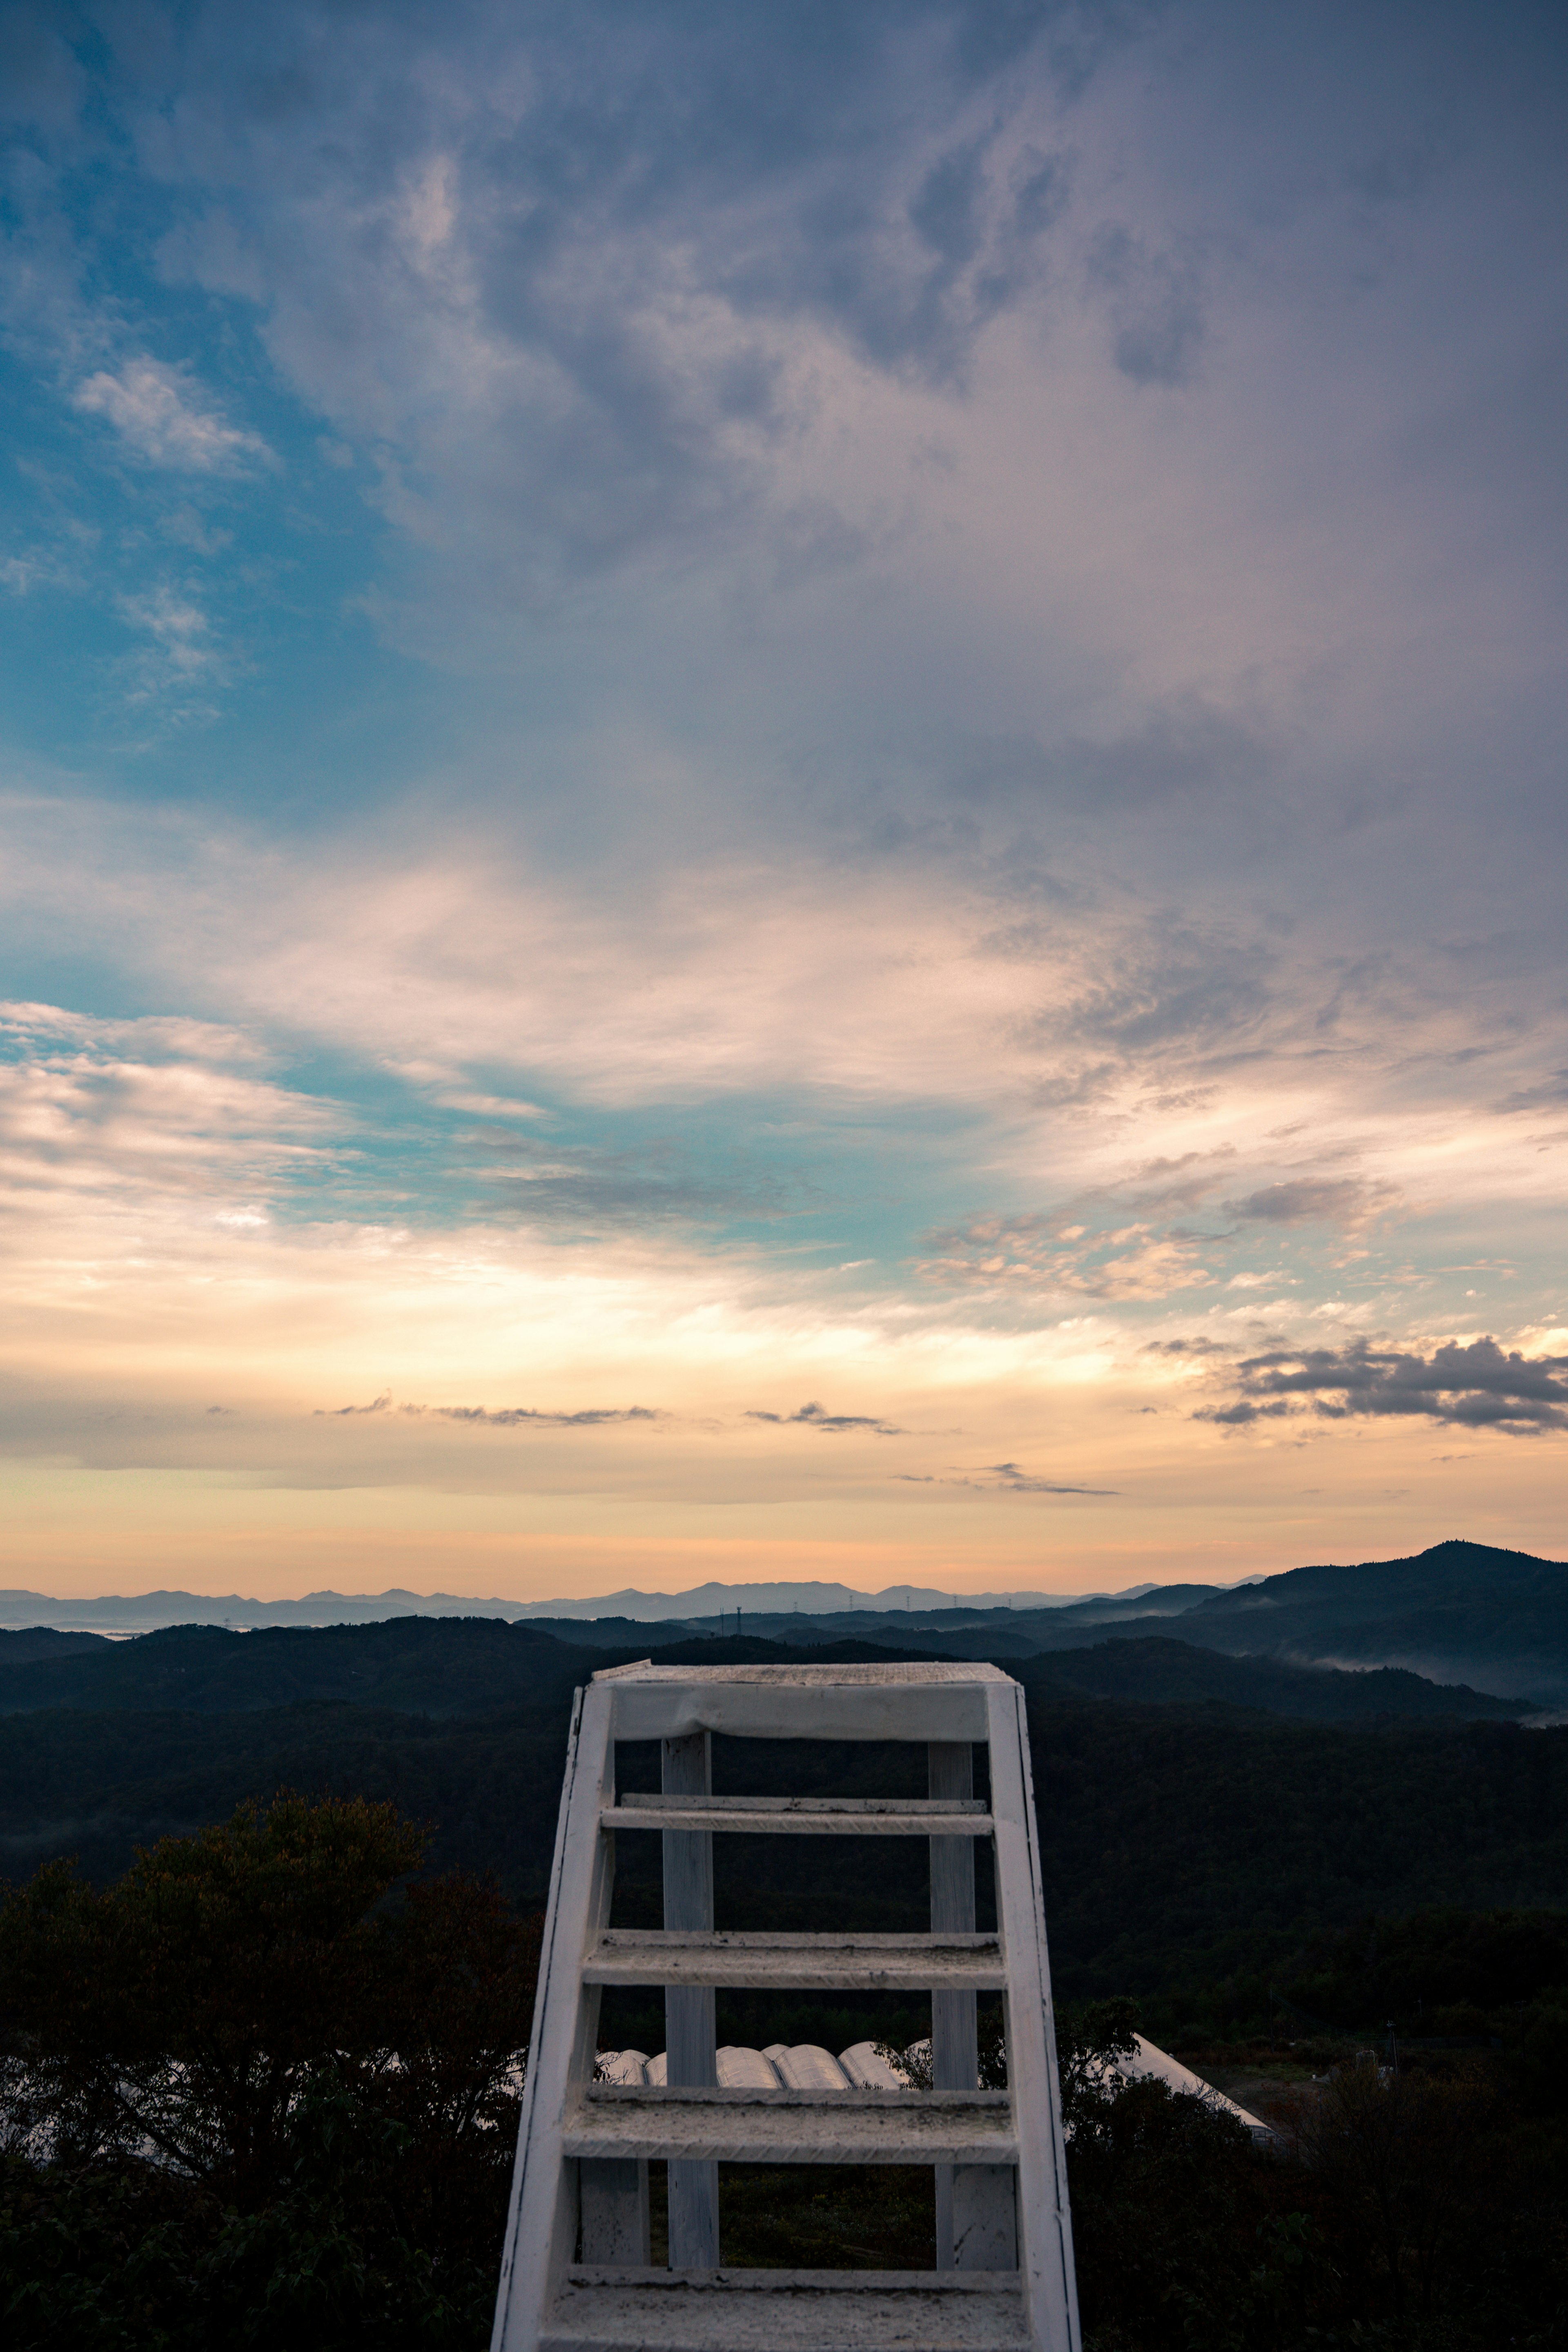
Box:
2, 2, 1564, 1605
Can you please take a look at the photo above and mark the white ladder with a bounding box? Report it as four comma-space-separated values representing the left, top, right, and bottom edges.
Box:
492, 1661, 1080, 2352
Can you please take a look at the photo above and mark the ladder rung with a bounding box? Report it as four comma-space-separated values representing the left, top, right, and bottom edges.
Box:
543, 2269, 1029, 2352
564, 2086, 1016, 2166
604, 1797, 993, 1837
584, 1929, 1006, 1990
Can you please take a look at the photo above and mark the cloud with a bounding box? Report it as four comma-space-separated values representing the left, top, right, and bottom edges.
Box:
976, 1459, 1116, 1494
117, 2, 1100, 615
1046, 925, 1275, 1056
73, 359, 273, 472
747, 1401, 905, 1435
896, 1460, 1116, 1495
115, 583, 225, 703
1199, 1337, 1568, 1435
1224, 1177, 1399, 1229
1084, 222, 1206, 387
473, 1129, 790, 1230
424, 1403, 662, 1428
319, 1394, 662, 1426
0, 1003, 263, 1062
0, 1009, 338, 1207
915, 1213, 1213, 1302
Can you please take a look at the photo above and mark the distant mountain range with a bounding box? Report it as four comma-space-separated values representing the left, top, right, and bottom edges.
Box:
2, 1539, 1562, 1704
0, 1577, 1171, 1632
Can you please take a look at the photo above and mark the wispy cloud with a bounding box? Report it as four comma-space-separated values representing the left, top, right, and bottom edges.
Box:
73, 359, 273, 473
914, 1213, 1214, 1303
897, 1462, 1117, 1496
424, 1403, 663, 1428
1, 4, 1566, 1597
1223, 1177, 1399, 1230
319, 1396, 662, 1427
115, 582, 226, 707
746, 1401, 906, 1434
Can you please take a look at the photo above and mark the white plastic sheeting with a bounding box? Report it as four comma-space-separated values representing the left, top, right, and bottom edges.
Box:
599, 2032, 1275, 2142
597, 2042, 905, 2091
764, 2044, 849, 2090
717, 2046, 784, 2089
1111, 2035, 1276, 2143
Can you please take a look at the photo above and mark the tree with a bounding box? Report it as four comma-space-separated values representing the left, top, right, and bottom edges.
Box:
0, 1790, 541, 2264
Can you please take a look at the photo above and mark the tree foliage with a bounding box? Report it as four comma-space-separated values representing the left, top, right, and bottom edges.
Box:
0, 1793, 541, 2347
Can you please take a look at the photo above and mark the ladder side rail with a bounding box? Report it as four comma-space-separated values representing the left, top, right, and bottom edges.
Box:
929, 1741, 980, 2271
662, 1730, 719, 2267
492, 1679, 619, 2352
986, 1682, 1080, 2352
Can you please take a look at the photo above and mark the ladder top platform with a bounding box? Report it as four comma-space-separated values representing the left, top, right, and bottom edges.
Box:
593, 1662, 1018, 1685
591, 1660, 1018, 1741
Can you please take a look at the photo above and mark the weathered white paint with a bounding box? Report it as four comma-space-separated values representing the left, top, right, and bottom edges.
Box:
984, 1680, 1078, 2347
492, 1660, 1080, 2352
929, 1740, 980, 2272
662, 1731, 719, 2269
491, 1679, 617, 2352
539, 2269, 1030, 2351
584, 1929, 1005, 1991
606, 1663, 1006, 1744
565, 2086, 1016, 2165
605, 1800, 992, 1835
579, 2159, 650, 2267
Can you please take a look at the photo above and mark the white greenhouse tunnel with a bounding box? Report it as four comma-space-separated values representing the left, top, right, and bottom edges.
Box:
598, 2035, 1276, 2141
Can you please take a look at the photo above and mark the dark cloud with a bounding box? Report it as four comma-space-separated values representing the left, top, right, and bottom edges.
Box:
318, 1395, 661, 1426
747, 1400, 906, 1434
1497, 1068, 1568, 1114
948, 703, 1274, 818
979, 1459, 1116, 1493
896, 1460, 1116, 1494
424, 1404, 662, 1428
95, 0, 1117, 601
1085, 222, 1205, 386
1199, 1337, 1568, 1435
1224, 1176, 1399, 1228
1039, 925, 1275, 1058
475, 1132, 790, 1231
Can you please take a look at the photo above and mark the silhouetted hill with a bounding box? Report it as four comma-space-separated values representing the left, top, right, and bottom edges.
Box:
1018, 1636, 1535, 1721
1142, 1539, 1568, 1701
626, 1543, 1568, 1701
0, 1614, 1531, 1723
0, 1617, 599, 1718
0, 1627, 112, 1664
515, 1615, 699, 1648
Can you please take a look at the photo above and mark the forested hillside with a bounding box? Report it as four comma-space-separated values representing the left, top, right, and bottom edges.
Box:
2, 1627, 1563, 2017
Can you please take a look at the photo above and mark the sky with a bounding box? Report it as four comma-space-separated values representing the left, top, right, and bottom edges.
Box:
1, 0, 1566, 1606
